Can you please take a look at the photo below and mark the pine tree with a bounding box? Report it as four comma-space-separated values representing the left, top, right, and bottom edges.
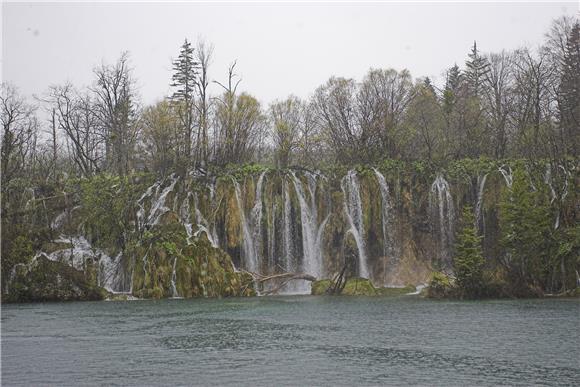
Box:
453, 206, 485, 298
443, 64, 462, 115
499, 168, 553, 295
465, 41, 490, 97
170, 39, 200, 166
558, 22, 580, 157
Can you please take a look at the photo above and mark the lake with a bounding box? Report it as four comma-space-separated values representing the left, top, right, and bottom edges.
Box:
2, 296, 579, 386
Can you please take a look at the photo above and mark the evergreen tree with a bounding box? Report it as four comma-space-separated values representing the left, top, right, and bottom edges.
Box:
499, 168, 553, 295
170, 39, 200, 166
443, 64, 462, 115
465, 41, 490, 97
558, 22, 580, 157
453, 206, 485, 298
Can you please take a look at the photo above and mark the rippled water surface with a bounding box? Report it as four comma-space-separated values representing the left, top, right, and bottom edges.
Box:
2, 296, 579, 386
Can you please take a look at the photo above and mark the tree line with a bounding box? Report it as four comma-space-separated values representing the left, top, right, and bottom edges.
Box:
2, 17, 578, 192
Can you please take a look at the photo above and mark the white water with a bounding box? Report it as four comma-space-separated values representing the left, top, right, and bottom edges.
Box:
474, 174, 488, 233
499, 165, 513, 188
430, 175, 455, 268
283, 179, 294, 272
193, 193, 219, 247
149, 174, 180, 225
250, 171, 267, 269
232, 177, 258, 272
341, 170, 369, 279
373, 168, 395, 259
170, 256, 179, 298
291, 172, 329, 279
40, 235, 127, 293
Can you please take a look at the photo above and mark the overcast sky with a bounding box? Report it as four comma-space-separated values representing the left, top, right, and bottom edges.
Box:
3, 1, 578, 107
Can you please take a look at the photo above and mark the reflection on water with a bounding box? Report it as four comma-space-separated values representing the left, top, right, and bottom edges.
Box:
2, 297, 579, 386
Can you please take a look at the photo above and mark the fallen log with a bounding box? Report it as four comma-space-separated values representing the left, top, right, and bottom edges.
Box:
241, 271, 317, 295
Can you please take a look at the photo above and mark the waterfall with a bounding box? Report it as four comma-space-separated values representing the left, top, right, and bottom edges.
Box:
474, 174, 488, 234
499, 165, 513, 188
180, 193, 193, 243
149, 174, 180, 225
231, 177, 258, 272
170, 256, 179, 298
283, 180, 295, 272
267, 201, 277, 273
373, 168, 395, 259
136, 181, 160, 230
341, 170, 369, 279
250, 171, 267, 269
544, 165, 557, 204
192, 192, 219, 247
429, 175, 455, 268
291, 172, 329, 279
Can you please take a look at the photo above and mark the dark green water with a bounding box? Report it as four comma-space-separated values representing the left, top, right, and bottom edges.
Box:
2, 296, 579, 386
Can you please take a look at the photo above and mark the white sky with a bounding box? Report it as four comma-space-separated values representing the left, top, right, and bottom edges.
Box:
3, 1, 579, 107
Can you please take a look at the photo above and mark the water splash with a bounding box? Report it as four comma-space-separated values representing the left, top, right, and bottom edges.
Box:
341, 170, 369, 279
429, 175, 455, 268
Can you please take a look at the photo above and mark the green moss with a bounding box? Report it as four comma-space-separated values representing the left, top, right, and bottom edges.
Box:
5, 255, 107, 303
342, 278, 377, 296
376, 285, 416, 296
426, 271, 455, 299
311, 279, 332, 295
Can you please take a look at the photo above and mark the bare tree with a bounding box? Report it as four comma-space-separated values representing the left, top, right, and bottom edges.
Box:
92, 52, 139, 176
1, 83, 38, 194
47, 84, 101, 177
483, 51, 515, 158
195, 39, 214, 168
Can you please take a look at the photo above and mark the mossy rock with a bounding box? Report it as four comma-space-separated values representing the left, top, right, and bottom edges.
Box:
375, 285, 416, 296
4, 255, 107, 303
426, 271, 455, 299
342, 277, 377, 296
311, 279, 332, 295
41, 241, 73, 254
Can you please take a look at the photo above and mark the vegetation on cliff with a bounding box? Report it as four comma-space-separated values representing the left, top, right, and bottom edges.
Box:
1, 16, 579, 302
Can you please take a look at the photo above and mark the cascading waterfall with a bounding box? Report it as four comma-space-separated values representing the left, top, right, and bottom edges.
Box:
179, 192, 193, 243
267, 201, 277, 272
373, 168, 395, 259
193, 192, 219, 247
499, 166, 513, 188
149, 174, 180, 225
250, 171, 267, 269
291, 172, 329, 279
136, 181, 161, 230
474, 174, 488, 233
170, 256, 179, 298
231, 177, 258, 272
283, 179, 295, 272
429, 175, 455, 268
341, 170, 369, 279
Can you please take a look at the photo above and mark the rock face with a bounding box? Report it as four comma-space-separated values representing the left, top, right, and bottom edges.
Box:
3, 160, 576, 301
